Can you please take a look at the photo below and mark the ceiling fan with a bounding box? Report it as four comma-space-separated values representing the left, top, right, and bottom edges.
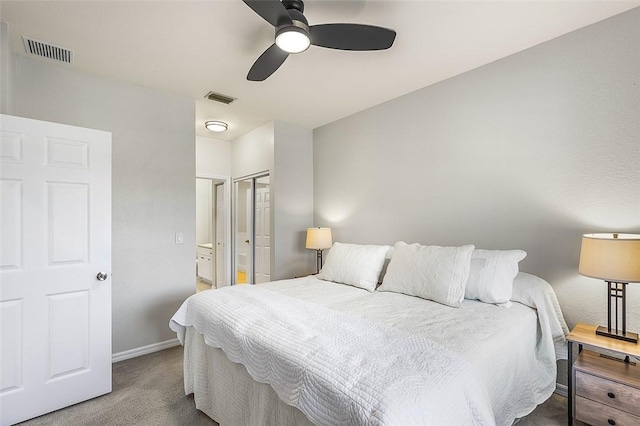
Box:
243, 0, 397, 81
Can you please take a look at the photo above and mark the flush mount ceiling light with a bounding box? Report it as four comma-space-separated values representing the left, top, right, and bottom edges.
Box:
205, 121, 228, 132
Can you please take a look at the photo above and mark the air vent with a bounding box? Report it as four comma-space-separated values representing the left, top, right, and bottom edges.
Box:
204, 91, 236, 105
22, 37, 73, 64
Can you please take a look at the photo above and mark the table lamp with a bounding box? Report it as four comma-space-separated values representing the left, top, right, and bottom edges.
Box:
578, 233, 640, 343
306, 227, 332, 273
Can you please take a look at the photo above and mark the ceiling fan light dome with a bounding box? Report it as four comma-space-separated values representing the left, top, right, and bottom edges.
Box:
205, 121, 228, 132
276, 27, 310, 54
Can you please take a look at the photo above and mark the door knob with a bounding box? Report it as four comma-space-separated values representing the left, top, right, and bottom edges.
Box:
96, 272, 108, 281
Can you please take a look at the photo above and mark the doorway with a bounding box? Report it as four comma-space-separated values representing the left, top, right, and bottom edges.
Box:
233, 173, 270, 285
195, 174, 231, 290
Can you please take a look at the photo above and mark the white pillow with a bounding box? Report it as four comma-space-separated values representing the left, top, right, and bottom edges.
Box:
464, 249, 527, 304
317, 242, 391, 292
378, 241, 475, 307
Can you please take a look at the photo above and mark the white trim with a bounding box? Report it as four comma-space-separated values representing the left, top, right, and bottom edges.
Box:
112, 338, 181, 363
196, 172, 228, 182
554, 383, 568, 397
196, 173, 232, 287
233, 170, 270, 183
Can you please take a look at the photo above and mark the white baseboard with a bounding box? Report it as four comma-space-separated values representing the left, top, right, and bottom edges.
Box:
112, 338, 181, 363
554, 383, 568, 397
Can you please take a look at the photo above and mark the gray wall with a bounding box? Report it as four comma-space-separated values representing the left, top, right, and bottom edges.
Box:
314, 8, 640, 342
13, 55, 196, 354
231, 120, 314, 281
273, 121, 314, 279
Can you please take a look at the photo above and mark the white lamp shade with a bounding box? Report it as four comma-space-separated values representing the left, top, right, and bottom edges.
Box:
579, 233, 640, 282
306, 228, 332, 250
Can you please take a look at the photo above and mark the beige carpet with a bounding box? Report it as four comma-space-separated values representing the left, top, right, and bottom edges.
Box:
19, 345, 567, 425
18, 347, 216, 426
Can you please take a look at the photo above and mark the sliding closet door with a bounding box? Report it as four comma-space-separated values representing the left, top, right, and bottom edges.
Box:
0, 114, 112, 425
233, 173, 270, 285
234, 178, 253, 284
254, 176, 270, 284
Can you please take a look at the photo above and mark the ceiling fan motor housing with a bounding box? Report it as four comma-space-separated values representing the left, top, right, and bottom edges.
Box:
282, 0, 304, 13
276, 1, 310, 53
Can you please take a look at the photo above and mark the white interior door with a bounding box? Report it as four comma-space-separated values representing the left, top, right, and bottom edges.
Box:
0, 114, 112, 425
215, 184, 226, 288
254, 184, 270, 284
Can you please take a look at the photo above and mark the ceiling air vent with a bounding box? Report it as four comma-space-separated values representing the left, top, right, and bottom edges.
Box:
22, 37, 73, 65
204, 91, 236, 105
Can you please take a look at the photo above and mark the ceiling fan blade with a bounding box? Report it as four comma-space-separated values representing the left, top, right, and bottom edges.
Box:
242, 0, 292, 27
247, 44, 289, 81
310, 24, 396, 51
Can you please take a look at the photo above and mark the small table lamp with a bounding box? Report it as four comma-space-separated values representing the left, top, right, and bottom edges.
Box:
306, 227, 332, 273
579, 233, 640, 343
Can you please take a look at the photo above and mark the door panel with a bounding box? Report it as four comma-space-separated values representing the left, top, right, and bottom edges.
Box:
254, 180, 270, 284
0, 299, 22, 393
47, 182, 89, 265
0, 179, 22, 270
46, 138, 89, 169
0, 114, 112, 425
48, 290, 90, 380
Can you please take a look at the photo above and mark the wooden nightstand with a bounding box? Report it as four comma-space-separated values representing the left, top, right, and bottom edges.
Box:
568, 323, 640, 425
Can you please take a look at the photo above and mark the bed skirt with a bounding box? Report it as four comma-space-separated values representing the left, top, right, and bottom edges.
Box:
184, 326, 315, 426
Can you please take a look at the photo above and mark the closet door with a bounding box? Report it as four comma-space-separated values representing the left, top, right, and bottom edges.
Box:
0, 114, 112, 425
234, 178, 253, 284
233, 173, 270, 285
254, 177, 270, 284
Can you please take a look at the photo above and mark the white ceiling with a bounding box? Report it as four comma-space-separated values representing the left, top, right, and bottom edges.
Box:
2, 1, 639, 141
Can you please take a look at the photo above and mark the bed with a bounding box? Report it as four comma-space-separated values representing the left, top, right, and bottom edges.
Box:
170, 242, 569, 426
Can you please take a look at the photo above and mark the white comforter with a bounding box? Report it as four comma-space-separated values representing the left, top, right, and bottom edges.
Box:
170, 274, 568, 426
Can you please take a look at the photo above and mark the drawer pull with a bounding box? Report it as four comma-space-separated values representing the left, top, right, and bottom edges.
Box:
608, 420, 616, 425
607, 392, 615, 399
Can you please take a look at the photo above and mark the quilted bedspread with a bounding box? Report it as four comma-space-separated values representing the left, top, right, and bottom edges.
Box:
171, 285, 496, 425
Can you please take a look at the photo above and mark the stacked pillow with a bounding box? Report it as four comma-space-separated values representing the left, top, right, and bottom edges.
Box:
318, 240, 527, 308
464, 249, 527, 304
378, 242, 475, 308
317, 242, 391, 292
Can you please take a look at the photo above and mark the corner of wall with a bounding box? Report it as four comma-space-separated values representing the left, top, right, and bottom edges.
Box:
0, 21, 16, 115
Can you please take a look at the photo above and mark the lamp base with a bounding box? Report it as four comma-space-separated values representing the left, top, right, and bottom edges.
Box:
596, 325, 638, 343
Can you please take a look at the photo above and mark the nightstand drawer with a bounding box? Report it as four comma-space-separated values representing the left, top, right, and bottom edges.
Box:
576, 370, 640, 416
575, 395, 640, 426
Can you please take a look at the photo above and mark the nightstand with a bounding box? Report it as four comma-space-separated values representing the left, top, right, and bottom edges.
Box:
567, 323, 640, 425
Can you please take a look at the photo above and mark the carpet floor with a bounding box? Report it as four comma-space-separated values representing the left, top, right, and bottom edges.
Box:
18, 345, 567, 425
18, 346, 216, 426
